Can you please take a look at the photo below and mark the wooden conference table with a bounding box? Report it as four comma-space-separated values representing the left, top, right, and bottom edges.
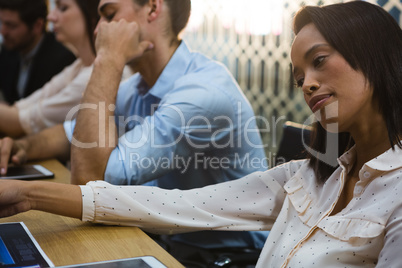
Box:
0, 159, 184, 267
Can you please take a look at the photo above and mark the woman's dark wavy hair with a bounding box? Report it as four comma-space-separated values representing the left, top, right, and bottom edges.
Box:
293, 1, 402, 183
75, 0, 100, 54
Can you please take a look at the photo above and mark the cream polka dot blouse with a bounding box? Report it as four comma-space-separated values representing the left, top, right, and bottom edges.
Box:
80, 145, 402, 268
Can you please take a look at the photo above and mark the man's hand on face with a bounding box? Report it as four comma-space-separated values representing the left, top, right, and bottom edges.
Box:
95, 19, 154, 67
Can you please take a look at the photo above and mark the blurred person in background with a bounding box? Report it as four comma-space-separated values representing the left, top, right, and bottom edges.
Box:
0, 0, 130, 137
0, 0, 75, 105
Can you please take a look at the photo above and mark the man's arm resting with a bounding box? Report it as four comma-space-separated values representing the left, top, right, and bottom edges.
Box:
70, 20, 152, 185
70, 56, 123, 185
25, 124, 71, 163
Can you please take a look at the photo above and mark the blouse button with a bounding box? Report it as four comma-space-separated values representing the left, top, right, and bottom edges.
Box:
363, 171, 371, 179
355, 186, 363, 195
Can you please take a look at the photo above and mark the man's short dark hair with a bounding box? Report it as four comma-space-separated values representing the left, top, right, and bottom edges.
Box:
0, 0, 48, 30
134, 0, 191, 37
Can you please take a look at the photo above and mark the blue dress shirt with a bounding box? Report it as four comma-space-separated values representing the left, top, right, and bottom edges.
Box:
65, 41, 269, 249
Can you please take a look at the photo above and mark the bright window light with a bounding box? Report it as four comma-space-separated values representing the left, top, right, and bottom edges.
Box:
186, 0, 284, 35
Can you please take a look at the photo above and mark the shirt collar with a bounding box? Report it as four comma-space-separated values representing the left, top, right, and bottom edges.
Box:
20, 35, 44, 63
144, 40, 191, 99
337, 146, 356, 174
338, 142, 402, 173
364, 143, 402, 171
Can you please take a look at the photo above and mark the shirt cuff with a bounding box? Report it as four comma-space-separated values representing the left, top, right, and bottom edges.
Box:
79, 185, 95, 222
16, 105, 33, 134
104, 147, 129, 185
63, 119, 76, 142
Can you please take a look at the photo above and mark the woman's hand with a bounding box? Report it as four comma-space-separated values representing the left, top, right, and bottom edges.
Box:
0, 180, 32, 218
0, 180, 82, 219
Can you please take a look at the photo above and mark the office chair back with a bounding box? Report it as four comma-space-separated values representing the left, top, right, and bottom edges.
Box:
275, 121, 312, 164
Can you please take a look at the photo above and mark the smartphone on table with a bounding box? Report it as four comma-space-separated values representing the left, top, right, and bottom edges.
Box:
0, 165, 54, 180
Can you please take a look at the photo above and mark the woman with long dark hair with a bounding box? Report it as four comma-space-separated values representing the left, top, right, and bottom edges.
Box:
0, 1, 401, 267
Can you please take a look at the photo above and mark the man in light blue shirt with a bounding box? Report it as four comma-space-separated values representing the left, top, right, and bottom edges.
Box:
0, 0, 269, 265
65, 41, 267, 189
65, 40, 269, 251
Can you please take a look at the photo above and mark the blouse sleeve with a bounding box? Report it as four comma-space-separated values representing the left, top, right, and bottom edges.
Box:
15, 60, 92, 134
376, 204, 402, 268
79, 160, 305, 234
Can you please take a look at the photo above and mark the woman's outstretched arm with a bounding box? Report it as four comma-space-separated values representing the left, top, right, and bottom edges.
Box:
0, 180, 82, 219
